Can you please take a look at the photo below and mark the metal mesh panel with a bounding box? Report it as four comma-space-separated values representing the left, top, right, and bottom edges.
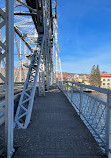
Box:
57, 80, 111, 154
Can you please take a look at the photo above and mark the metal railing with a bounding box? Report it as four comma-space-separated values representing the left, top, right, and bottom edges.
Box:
57, 80, 111, 157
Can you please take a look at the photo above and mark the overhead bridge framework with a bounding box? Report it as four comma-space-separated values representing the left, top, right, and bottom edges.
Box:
0, 0, 62, 157
2, 0, 111, 158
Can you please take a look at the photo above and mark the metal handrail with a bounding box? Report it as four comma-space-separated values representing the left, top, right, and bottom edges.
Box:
64, 81, 111, 94
57, 80, 111, 157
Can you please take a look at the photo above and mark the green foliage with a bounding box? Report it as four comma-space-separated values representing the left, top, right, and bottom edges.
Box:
90, 65, 96, 86
90, 65, 101, 87
95, 65, 101, 87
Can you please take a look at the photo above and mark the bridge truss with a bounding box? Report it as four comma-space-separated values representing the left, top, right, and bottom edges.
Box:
0, 0, 63, 157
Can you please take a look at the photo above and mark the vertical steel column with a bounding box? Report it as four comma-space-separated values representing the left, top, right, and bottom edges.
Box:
56, 47, 58, 79
51, 43, 54, 85
79, 87, 83, 117
0, 17, 1, 76
106, 92, 111, 157
39, 0, 46, 96
67, 82, 68, 95
54, 18, 58, 80
39, 52, 45, 96
45, 0, 51, 89
20, 39, 22, 82
54, 17, 63, 82
5, 0, 14, 157
71, 83, 73, 103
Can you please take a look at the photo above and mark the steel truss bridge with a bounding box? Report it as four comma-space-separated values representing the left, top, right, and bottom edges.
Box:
0, 0, 62, 157
0, 0, 111, 158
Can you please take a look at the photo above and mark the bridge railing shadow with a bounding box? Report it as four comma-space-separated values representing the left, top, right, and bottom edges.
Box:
57, 80, 111, 158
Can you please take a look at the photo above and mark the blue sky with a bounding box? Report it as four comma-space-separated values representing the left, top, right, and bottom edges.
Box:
57, 0, 111, 74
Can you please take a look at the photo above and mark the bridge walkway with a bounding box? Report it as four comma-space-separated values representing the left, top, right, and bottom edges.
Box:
13, 84, 106, 158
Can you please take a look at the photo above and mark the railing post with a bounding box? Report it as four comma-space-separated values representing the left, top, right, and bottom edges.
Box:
56, 79, 57, 85
67, 82, 68, 96
62, 82, 64, 92
79, 86, 83, 117
71, 83, 73, 103
105, 92, 111, 157
59, 81, 61, 89
56, 80, 59, 87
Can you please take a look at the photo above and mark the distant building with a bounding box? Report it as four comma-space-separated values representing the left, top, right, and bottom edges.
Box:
101, 74, 111, 89
67, 73, 88, 82
58, 72, 90, 83
67, 73, 78, 80
62, 72, 67, 80
56, 72, 67, 80
0, 67, 28, 83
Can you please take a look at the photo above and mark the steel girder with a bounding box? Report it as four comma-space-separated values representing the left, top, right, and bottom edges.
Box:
44, 0, 54, 90
0, 1, 14, 157
53, 0, 63, 82
39, 51, 45, 96
15, 35, 45, 128
14, 0, 55, 90
54, 18, 63, 81
14, 0, 56, 128
25, 0, 44, 34
14, 0, 45, 128
0, 0, 60, 156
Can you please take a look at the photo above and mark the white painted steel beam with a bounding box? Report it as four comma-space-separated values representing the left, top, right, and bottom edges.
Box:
5, 0, 14, 157
0, 0, 60, 156
15, 36, 45, 128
